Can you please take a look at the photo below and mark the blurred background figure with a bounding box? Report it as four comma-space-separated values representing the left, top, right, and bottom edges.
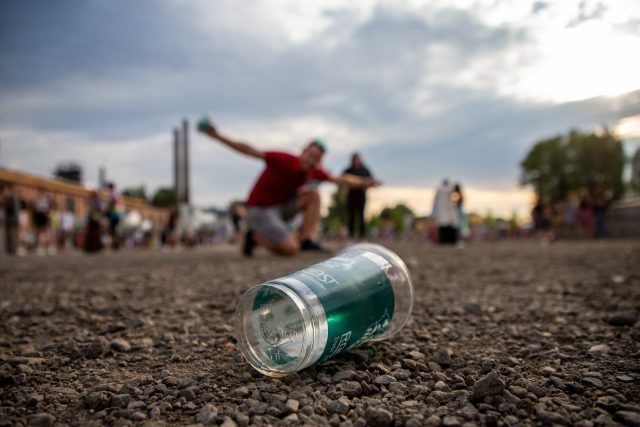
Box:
452, 183, 470, 243
576, 194, 595, 238
378, 209, 396, 240
58, 205, 76, 251
563, 192, 580, 238
161, 208, 178, 250
2, 184, 20, 255
342, 152, 375, 240
106, 182, 124, 250
531, 197, 555, 243
593, 186, 612, 238
32, 188, 54, 255
229, 200, 246, 244
432, 179, 459, 245
84, 191, 104, 253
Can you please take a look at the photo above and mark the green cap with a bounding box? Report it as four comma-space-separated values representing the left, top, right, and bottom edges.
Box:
311, 138, 328, 153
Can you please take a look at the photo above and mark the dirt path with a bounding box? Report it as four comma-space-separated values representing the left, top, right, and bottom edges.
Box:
1, 241, 638, 426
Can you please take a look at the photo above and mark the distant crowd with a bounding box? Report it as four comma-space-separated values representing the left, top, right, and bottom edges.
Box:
1, 178, 616, 258
1, 184, 166, 256
530, 186, 612, 243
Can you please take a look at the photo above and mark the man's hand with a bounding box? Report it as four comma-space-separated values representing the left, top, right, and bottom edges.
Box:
365, 177, 382, 188
197, 117, 218, 137
332, 174, 382, 188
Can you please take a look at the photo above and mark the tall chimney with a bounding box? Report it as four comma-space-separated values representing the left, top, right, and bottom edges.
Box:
98, 166, 106, 190
182, 119, 190, 204
173, 128, 182, 201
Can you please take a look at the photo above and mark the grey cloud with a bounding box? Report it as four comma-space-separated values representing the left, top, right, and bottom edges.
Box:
1, 1, 637, 202
532, 2, 548, 14
567, 1, 607, 27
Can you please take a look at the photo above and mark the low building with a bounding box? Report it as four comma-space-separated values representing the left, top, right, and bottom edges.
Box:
1, 167, 169, 253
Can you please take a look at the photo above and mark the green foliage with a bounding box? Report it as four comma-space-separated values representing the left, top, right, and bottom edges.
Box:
483, 210, 497, 229
631, 147, 640, 194
321, 190, 417, 236
508, 211, 519, 233
322, 190, 346, 233
150, 188, 178, 208
378, 204, 415, 234
520, 128, 625, 200
122, 186, 147, 201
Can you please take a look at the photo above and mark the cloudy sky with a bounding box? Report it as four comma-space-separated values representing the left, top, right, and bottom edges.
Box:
1, 0, 639, 218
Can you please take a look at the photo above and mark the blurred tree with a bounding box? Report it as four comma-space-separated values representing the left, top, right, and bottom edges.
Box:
630, 147, 640, 194
374, 204, 415, 234
566, 129, 625, 199
520, 128, 625, 200
150, 188, 178, 208
483, 210, 497, 230
122, 186, 147, 201
520, 135, 569, 201
508, 211, 520, 234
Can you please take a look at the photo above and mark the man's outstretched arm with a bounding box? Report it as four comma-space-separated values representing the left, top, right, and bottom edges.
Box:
329, 173, 381, 188
198, 118, 265, 160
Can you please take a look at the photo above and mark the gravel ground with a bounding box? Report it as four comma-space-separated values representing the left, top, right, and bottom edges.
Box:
0, 240, 639, 427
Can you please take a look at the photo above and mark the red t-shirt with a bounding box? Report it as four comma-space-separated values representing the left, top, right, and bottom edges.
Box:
246, 151, 331, 207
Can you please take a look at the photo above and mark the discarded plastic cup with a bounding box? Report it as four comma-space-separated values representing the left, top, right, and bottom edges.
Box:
234, 243, 414, 377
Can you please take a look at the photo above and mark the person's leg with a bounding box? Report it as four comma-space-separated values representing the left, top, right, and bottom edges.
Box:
253, 232, 298, 256
346, 200, 356, 238
245, 206, 299, 256
296, 189, 321, 241
356, 200, 366, 239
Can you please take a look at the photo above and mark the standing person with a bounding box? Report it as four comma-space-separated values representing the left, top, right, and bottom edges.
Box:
198, 117, 380, 257
431, 179, 458, 244
576, 194, 595, 238
592, 186, 611, 239
84, 191, 104, 253
2, 185, 20, 255
532, 197, 555, 243
32, 188, 54, 255
161, 208, 178, 249
59, 206, 76, 251
342, 152, 376, 240
452, 183, 470, 242
106, 183, 124, 250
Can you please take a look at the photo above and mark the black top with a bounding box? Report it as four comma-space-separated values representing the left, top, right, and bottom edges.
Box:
343, 165, 372, 200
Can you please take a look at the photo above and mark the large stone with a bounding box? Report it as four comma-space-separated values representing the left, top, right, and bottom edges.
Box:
364, 407, 393, 427
198, 403, 218, 425
615, 411, 640, 427
27, 413, 55, 427
588, 344, 611, 357
471, 371, 505, 400
607, 310, 639, 326
432, 349, 452, 367
327, 397, 350, 415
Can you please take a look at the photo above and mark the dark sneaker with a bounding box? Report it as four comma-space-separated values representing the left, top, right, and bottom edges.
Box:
243, 230, 256, 257
300, 239, 330, 253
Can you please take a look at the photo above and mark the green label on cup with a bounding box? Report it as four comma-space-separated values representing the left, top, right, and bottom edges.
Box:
278, 248, 395, 361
